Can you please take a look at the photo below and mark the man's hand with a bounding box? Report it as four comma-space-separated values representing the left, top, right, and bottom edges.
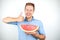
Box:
25, 31, 45, 40
16, 12, 24, 22
25, 29, 45, 40
25, 31, 37, 35
3, 12, 24, 23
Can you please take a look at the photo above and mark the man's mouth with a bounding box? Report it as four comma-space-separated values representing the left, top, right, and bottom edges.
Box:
26, 13, 31, 16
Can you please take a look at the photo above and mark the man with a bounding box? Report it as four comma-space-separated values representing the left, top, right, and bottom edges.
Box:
3, 2, 46, 40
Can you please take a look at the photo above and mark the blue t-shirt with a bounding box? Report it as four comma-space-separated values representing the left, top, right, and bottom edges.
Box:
7, 17, 45, 40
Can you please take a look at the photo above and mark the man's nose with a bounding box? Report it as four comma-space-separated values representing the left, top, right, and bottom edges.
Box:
27, 10, 31, 12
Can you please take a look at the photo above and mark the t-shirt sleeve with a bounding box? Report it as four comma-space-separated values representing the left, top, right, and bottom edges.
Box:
7, 21, 17, 25
38, 21, 45, 35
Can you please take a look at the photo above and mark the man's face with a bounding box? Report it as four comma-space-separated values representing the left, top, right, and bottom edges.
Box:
25, 5, 34, 18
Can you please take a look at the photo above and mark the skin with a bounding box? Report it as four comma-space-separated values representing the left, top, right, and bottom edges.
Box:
25, 5, 34, 21
3, 5, 46, 40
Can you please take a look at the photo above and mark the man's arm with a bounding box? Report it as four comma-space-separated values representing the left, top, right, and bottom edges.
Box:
25, 32, 45, 40
32, 32, 46, 40
3, 17, 17, 23
3, 15, 24, 23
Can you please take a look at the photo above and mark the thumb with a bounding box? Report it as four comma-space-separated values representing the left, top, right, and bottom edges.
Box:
20, 12, 23, 16
18, 12, 23, 17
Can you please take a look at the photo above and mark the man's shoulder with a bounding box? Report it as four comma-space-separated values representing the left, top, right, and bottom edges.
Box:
33, 19, 42, 23
33, 19, 43, 27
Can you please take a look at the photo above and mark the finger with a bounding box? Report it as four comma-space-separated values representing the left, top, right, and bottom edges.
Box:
25, 32, 30, 35
18, 12, 23, 17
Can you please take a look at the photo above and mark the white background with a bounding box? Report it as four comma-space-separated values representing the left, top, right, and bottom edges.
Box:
0, 0, 60, 40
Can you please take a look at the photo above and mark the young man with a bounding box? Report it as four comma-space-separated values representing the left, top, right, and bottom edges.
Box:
3, 2, 46, 40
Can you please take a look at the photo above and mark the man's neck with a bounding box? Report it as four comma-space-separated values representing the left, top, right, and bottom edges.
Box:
26, 17, 32, 21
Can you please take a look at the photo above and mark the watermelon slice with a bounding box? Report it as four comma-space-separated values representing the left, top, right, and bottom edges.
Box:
20, 24, 39, 32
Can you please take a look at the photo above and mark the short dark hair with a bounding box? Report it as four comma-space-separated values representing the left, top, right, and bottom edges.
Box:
25, 2, 35, 10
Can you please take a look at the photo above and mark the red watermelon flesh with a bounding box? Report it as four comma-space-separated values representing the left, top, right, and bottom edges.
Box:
21, 24, 38, 32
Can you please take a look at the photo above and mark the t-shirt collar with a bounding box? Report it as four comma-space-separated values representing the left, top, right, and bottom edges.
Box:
24, 16, 34, 22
